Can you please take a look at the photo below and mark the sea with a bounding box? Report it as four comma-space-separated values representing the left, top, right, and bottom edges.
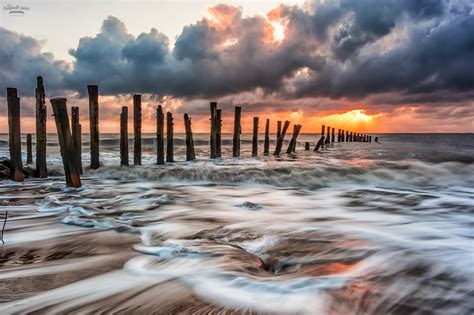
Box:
0, 133, 473, 314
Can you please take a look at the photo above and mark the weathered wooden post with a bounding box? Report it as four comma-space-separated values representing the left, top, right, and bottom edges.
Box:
337, 129, 341, 142
184, 113, 196, 161
210, 102, 217, 158
264, 118, 270, 155
252, 117, 259, 156
156, 105, 165, 165
232, 106, 241, 158
350, 131, 353, 142
7, 88, 24, 181
369, 136, 372, 143
133, 94, 142, 165
375, 136, 378, 142
120, 106, 129, 166
273, 120, 290, 156
26, 134, 33, 165
305, 142, 310, 150
87, 85, 100, 169
276, 121, 282, 142
325, 126, 331, 144
345, 130, 349, 142
166, 112, 174, 162
50, 98, 81, 188
331, 127, 335, 143
71, 107, 82, 174
35, 76, 47, 177
216, 109, 222, 158
286, 124, 302, 154
314, 125, 325, 152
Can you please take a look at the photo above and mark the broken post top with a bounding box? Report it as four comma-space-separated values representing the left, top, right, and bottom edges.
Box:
7, 87, 18, 98
50, 97, 67, 103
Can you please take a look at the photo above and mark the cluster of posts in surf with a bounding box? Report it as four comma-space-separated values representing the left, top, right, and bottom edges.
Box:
5, 76, 376, 188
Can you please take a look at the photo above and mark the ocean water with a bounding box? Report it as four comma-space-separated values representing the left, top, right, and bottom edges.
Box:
0, 133, 473, 314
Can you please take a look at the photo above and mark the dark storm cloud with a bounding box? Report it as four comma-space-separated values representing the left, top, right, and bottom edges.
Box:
1, 0, 473, 108
0, 27, 69, 97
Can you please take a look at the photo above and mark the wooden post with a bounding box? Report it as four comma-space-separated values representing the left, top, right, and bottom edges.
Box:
375, 136, 378, 142
350, 131, 353, 142
276, 121, 282, 142
264, 118, 270, 155
50, 98, 81, 188
71, 107, 82, 174
369, 136, 372, 143
7, 88, 24, 181
120, 106, 129, 166
166, 112, 174, 162
337, 129, 340, 142
35, 76, 47, 177
286, 124, 302, 154
305, 142, 310, 150
341, 130, 345, 142
252, 117, 259, 156
314, 125, 325, 152
133, 94, 142, 165
87, 85, 100, 169
273, 120, 290, 156
216, 109, 222, 158
331, 127, 335, 143
210, 102, 217, 158
184, 113, 196, 161
232, 106, 241, 158
325, 126, 331, 144
26, 134, 33, 165
156, 105, 165, 165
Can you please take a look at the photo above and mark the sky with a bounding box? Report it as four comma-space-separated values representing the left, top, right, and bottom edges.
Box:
0, 0, 473, 133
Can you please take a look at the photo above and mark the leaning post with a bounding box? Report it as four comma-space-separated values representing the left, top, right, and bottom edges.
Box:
273, 120, 290, 156
50, 98, 81, 188
26, 134, 33, 165
264, 118, 270, 155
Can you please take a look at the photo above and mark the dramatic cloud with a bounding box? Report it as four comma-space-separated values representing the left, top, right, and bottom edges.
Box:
0, 0, 472, 131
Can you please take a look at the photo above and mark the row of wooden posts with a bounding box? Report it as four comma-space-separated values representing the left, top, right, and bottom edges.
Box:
6, 76, 376, 188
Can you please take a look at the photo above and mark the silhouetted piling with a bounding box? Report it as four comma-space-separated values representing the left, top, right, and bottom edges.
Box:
325, 126, 331, 144
331, 127, 335, 143
314, 125, 325, 152
276, 121, 282, 142
71, 107, 82, 174
274, 120, 290, 156
305, 142, 310, 150
120, 106, 129, 166
286, 124, 302, 154
337, 129, 341, 142
375, 136, 378, 142
184, 113, 196, 161
87, 85, 100, 169
345, 130, 349, 142
156, 105, 165, 165
232, 106, 241, 158
264, 118, 270, 155
216, 109, 222, 158
133, 94, 142, 165
26, 134, 32, 165
7, 88, 24, 181
252, 117, 259, 156
166, 112, 174, 162
50, 98, 81, 188
35, 76, 47, 178
210, 102, 217, 159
